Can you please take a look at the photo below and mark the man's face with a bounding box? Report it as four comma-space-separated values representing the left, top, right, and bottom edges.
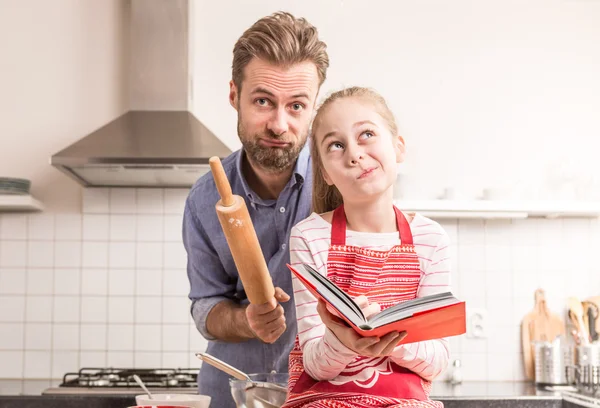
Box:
229, 58, 320, 172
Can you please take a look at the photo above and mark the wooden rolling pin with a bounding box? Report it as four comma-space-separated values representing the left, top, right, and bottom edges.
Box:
209, 157, 275, 304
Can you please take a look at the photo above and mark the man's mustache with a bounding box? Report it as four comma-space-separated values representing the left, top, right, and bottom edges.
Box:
258, 130, 290, 143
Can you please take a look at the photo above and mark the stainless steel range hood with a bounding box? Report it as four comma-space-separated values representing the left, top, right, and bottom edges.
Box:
51, 111, 231, 188
50, 0, 232, 188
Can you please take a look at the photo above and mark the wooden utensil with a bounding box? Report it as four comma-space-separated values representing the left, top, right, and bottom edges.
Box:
209, 157, 275, 305
567, 297, 589, 345
583, 297, 600, 342
521, 288, 565, 381
195, 352, 250, 381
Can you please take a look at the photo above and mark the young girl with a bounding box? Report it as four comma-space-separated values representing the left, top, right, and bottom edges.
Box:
284, 87, 451, 408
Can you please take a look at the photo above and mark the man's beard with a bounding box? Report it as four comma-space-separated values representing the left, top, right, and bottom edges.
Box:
237, 116, 307, 172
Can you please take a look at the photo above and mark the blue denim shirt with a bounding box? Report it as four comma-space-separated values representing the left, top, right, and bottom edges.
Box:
183, 146, 312, 408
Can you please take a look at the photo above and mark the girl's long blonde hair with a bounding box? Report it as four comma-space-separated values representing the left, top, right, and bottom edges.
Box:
310, 87, 399, 214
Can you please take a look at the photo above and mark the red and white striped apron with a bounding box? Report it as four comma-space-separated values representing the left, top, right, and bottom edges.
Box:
283, 205, 443, 408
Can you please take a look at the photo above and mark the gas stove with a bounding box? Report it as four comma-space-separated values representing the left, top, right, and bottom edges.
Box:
42, 367, 199, 395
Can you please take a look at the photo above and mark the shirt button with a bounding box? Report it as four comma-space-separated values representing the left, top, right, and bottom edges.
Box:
281, 244, 287, 250
279, 207, 286, 213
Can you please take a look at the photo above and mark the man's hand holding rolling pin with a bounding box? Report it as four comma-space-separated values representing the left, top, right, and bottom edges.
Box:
245, 287, 290, 343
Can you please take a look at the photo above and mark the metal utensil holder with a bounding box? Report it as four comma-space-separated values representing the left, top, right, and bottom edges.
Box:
571, 343, 600, 396
534, 340, 574, 385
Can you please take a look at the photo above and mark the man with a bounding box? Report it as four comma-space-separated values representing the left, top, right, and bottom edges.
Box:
183, 12, 329, 408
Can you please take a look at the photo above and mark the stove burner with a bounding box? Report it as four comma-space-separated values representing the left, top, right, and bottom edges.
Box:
61, 368, 198, 389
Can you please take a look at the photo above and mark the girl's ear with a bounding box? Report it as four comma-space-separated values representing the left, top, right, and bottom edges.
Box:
395, 135, 406, 163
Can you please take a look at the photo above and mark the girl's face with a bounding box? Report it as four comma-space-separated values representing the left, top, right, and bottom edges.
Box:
314, 97, 405, 204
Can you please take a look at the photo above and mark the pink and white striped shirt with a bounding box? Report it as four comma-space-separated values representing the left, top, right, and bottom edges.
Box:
289, 211, 452, 382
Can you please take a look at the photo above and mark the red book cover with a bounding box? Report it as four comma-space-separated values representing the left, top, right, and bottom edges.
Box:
288, 263, 466, 343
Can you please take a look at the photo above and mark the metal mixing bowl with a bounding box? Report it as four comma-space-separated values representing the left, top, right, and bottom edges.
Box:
229, 373, 288, 408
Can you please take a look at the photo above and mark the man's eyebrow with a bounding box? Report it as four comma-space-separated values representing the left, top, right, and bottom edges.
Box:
250, 88, 310, 100
291, 92, 310, 100
251, 87, 275, 97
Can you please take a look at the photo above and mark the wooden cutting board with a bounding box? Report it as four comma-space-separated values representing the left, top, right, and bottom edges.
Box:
521, 288, 565, 381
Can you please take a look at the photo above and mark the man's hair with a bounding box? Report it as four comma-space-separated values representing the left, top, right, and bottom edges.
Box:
232, 12, 329, 90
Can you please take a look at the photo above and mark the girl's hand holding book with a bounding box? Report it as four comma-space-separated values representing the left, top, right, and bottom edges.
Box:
317, 299, 407, 357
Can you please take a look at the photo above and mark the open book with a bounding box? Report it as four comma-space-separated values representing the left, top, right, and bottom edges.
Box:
288, 263, 466, 342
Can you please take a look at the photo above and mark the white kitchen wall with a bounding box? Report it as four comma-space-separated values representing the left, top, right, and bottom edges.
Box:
0, 0, 128, 212
193, 0, 600, 201
0, 188, 206, 379
1, 188, 599, 381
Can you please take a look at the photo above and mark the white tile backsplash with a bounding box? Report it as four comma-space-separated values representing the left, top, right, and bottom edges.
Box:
162, 324, 189, 351
51, 351, 79, 378
108, 297, 135, 323
107, 324, 134, 351
0, 296, 25, 322
83, 215, 109, 241
82, 242, 108, 268
54, 269, 80, 295
163, 242, 187, 269
25, 323, 52, 350
136, 242, 163, 268
162, 297, 190, 324
110, 215, 136, 241
25, 296, 53, 322
52, 324, 80, 350
80, 351, 107, 367
162, 269, 190, 296
109, 189, 136, 214
1, 187, 598, 381
135, 297, 162, 324
24, 351, 51, 378
28, 214, 54, 240
137, 189, 164, 214
26, 269, 54, 295
108, 269, 135, 295
162, 351, 189, 368
80, 324, 107, 350
83, 189, 110, 214
81, 269, 108, 295
135, 351, 162, 368
0, 241, 27, 267
136, 215, 164, 242
109, 242, 136, 268
53, 297, 80, 323
107, 351, 134, 368
0, 215, 27, 240
0, 323, 24, 349
136, 269, 163, 296
81, 297, 107, 323
0, 351, 23, 377
55, 215, 82, 241
164, 215, 183, 242
0, 269, 27, 294
134, 325, 162, 351
163, 189, 188, 214
54, 242, 82, 268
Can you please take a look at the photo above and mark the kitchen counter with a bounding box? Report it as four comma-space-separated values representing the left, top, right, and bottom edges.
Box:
0, 380, 597, 408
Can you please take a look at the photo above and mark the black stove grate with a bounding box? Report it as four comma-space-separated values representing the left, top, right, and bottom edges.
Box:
60, 367, 198, 388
